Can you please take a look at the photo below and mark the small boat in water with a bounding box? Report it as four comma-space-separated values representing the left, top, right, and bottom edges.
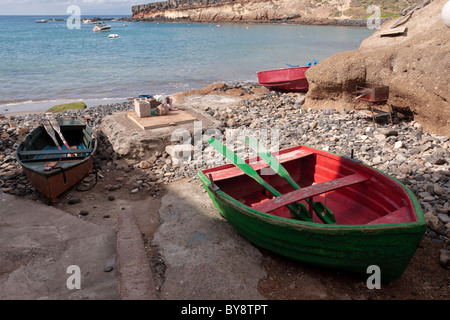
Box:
16, 115, 97, 202
36, 19, 48, 23
108, 34, 119, 38
198, 138, 426, 282
93, 22, 111, 32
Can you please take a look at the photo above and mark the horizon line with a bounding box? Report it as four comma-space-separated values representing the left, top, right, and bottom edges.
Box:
0, 14, 132, 16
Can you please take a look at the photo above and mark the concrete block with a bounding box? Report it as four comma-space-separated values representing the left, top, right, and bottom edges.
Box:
166, 144, 194, 164
134, 99, 151, 118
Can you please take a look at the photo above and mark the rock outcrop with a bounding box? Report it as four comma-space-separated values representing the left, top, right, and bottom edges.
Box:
305, 0, 450, 136
131, 0, 407, 24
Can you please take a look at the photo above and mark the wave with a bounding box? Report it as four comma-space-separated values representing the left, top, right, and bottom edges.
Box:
0, 97, 131, 114
0, 98, 50, 106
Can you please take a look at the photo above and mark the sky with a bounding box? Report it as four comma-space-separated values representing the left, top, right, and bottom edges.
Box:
0, 0, 157, 15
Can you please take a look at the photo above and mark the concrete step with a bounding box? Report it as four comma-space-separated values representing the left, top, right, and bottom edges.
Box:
117, 207, 157, 300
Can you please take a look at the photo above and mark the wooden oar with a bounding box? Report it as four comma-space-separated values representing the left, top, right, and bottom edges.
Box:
45, 113, 72, 153
41, 118, 62, 151
207, 137, 313, 222
245, 137, 336, 224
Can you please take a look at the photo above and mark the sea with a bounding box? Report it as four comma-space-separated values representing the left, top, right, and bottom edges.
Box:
0, 15, 374, 113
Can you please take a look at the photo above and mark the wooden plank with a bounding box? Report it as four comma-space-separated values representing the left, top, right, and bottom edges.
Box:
245, 137, 334, 224
207, 149, 314, 181
367, 207, 411, 225
18, 148, 93, 156
252, 173, 370, 213
46, 113, 71, 151
20, 156, 88, 163
41, 118, 62, 150
127, 110, 197, 130
380, 27, 407, 37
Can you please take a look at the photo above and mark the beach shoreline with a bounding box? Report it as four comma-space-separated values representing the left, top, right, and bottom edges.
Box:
0, 80, 260, 116
121, 16, 386, 28
0, 97, 132, 115
122, 16, 395, 28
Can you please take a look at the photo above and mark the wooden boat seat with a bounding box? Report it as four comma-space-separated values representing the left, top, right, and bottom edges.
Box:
18, 148, 93, 157
367, 206, 412, 224
209, 149, 314, 181
252, 173, 370, 213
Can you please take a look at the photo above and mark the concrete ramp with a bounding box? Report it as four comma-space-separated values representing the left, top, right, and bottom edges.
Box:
153, 179, 266, 300
0, 191, 117, 300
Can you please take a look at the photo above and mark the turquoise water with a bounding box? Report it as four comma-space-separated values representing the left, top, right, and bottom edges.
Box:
0, 15, 373, 112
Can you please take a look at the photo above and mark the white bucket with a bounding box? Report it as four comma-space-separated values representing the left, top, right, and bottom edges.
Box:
442, 0, 450, 27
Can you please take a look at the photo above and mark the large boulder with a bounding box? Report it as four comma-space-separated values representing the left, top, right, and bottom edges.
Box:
305, 0, 450, 136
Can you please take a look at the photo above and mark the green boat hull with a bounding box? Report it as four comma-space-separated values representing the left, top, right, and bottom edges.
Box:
197, 145, 426, 283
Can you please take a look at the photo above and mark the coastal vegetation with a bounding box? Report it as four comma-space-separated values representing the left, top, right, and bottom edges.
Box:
47, 102, 87, 113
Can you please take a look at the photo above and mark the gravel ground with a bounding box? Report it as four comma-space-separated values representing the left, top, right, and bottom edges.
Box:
1, 82, 449, 299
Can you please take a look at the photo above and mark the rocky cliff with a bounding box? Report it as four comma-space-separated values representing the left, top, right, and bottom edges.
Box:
304, 0, 450, 136
131, 0, 409, 24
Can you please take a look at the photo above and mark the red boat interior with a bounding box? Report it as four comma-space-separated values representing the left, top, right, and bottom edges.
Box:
203, 146, 418, 226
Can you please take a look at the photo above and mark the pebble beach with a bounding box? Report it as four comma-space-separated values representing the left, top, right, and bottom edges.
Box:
1, 82, 450, 266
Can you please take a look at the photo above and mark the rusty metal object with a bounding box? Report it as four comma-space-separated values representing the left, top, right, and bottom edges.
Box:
355, 83, 389, 104
354, 83, 392, 126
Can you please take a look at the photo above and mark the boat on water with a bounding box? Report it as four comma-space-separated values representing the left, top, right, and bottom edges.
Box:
198, 138, 426, 282
36, 19, 48, 23
83, 19, 95, 24
108, 34, 119, 38
16, 115, 97, 202
93, 22, 111, 32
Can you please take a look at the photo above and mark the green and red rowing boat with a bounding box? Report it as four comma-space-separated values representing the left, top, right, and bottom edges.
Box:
198, 138, 426, 282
